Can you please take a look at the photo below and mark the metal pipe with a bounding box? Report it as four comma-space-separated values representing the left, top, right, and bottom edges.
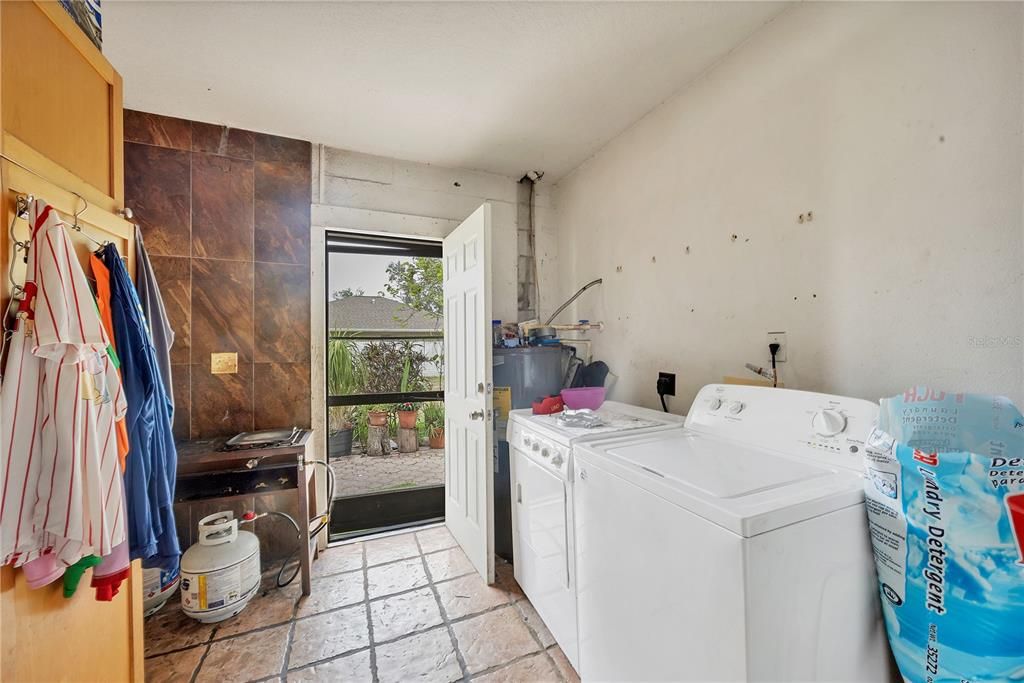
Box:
545, 278, 603, 325
745, 362, 776, 382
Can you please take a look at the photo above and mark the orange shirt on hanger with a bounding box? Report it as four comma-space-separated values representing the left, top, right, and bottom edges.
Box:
90, 253, 131, 471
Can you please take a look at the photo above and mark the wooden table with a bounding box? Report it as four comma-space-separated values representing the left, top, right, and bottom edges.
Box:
176, 431, 317, 596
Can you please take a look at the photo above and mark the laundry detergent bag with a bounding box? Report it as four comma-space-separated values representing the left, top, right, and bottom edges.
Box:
863, 388, 1024, 683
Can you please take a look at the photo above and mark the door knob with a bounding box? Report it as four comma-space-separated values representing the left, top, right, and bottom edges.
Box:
470, 410, 485, 420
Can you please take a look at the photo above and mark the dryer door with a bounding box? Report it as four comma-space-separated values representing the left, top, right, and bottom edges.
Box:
511, 448, 577, 664
513, 449, 569, 591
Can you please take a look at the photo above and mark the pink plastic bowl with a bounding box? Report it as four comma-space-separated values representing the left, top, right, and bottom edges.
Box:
561, 387, 606, 410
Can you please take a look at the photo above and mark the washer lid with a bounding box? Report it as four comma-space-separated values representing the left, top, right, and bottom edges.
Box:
611, 433, 829, 498
576, 431, 865, 537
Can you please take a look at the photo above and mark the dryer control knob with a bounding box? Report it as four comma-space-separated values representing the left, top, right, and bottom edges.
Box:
541, 447, 550, 458
708, 398, 723, 411
551, 454, 564, 467
523, 435, 532, 446
728, 401, 745, 415
532, 442, 540, 452
812, 409, 847, 437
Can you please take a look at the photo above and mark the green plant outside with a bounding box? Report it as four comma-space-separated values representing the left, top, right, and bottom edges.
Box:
327, 335, 364, 432
329, 313, 440, 452
422, 402, 444, 432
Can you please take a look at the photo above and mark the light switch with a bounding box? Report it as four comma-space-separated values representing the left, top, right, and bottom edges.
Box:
211, 352, 238, 374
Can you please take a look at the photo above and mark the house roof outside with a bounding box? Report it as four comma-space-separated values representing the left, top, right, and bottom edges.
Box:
328, 295, 441, 335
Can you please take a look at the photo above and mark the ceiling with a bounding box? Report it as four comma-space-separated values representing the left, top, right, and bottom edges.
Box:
104, 2, 788, 181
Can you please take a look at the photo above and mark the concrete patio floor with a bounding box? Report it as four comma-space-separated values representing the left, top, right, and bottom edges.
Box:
330, 447, 445, 499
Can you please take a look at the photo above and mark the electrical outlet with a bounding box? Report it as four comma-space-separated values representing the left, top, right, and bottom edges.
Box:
767, 332, 787, 362
657, 372, 676, 396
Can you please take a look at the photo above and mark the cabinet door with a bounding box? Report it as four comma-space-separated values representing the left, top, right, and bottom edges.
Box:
0, 4, 141, 682
1, 1, 125, 207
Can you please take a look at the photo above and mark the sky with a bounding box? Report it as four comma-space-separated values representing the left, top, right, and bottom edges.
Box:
327, 252, 412, 300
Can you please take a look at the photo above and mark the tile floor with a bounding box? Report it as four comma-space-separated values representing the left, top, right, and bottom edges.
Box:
144, 525, 579, 683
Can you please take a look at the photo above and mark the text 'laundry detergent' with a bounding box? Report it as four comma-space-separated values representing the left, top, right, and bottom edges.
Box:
863, 388, 1024, 683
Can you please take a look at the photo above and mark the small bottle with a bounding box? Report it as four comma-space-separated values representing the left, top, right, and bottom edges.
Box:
492, 320, 502, 348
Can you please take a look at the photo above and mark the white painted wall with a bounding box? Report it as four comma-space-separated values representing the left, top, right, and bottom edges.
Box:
552, 2, 1024, 411
312, 146, 524, 322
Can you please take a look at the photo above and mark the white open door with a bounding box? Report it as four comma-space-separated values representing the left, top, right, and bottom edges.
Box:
442, 203, 494, 582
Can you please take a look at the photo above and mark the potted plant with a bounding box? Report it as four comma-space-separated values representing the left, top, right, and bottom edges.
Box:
362, 403, 394, 456
327, 336, 363, 457
395, 401, 419, 429
367, 407, 390, 428
423, 402, 445, 449
328, 406, 354, 458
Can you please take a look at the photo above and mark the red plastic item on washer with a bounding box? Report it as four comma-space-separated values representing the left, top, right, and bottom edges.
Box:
532, 395, 564, 415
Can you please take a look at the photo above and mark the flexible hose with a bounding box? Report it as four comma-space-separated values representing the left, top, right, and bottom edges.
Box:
545, 278, 603, 325
270, 459, 336, 588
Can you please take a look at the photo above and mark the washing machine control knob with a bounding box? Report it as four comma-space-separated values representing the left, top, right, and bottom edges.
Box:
523, 435, 532, 447
532, 442, 540, 452
812, 409, 847, 436
551, 454, 564, 467
541, 447, 550, 458
708, 397, 723, 411
728, 401, 745, 415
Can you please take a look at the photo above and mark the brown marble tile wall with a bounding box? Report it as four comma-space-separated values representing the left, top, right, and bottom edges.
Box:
125, 109, 312, 442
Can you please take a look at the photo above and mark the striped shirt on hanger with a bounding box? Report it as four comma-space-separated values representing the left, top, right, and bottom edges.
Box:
0, 201, 127, 568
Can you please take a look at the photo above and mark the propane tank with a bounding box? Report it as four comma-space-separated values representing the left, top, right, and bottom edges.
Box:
180, 512, 260, 623
142, 564, 180, 616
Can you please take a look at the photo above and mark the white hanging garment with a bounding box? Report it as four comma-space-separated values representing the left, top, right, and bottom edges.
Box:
0, 201, 127, 568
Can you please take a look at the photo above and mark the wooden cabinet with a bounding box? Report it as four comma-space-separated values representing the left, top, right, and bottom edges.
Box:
0, 3, 143, 681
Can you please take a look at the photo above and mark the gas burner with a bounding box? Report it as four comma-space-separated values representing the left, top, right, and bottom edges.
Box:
217, 427, 304, 452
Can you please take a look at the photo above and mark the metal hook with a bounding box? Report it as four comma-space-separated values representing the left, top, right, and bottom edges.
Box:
8, 195, 33, 297
15, 194, 33, 220
72, 193, 88, 229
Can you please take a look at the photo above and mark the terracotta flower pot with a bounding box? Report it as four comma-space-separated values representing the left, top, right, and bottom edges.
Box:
397, 410, 418, 430
368, 410, 389, 428
429, 427, 445, 449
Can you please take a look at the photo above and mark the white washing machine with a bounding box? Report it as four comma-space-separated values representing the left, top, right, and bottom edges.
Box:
508, 402, 685, 671
573, 384, 895, 682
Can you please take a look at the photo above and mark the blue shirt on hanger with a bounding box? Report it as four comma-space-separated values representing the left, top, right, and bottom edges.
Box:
100, 244, 180, 571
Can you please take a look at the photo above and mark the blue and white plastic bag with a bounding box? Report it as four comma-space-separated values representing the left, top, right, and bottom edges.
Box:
863, 388, 1024, 683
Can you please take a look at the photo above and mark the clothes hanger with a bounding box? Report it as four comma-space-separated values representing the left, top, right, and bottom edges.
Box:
68, 194, 107, 250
